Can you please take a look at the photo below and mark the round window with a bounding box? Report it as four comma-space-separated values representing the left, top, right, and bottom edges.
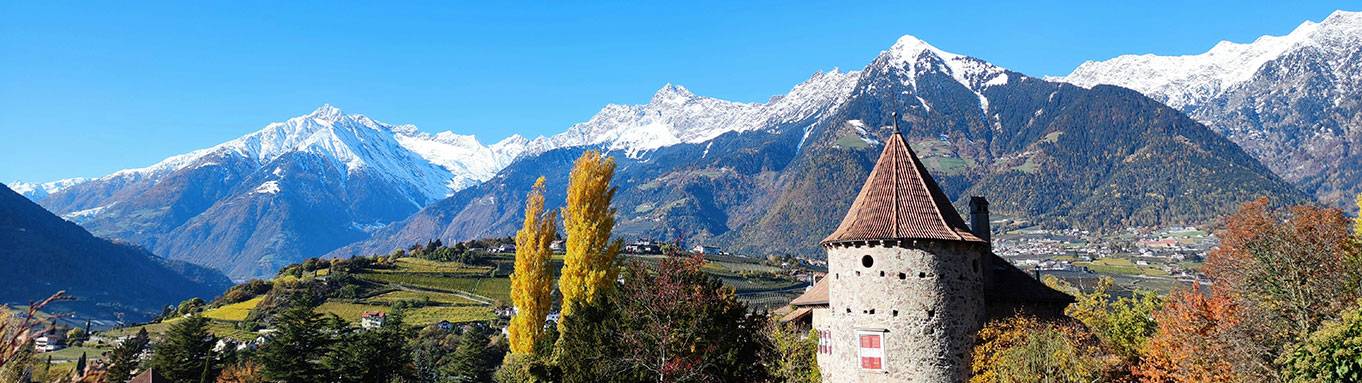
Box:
861, 255, 874, 268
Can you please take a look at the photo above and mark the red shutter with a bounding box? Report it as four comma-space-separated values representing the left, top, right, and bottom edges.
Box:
858, 333, 884, 370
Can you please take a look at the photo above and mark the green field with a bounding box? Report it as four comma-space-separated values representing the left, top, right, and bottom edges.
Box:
374, 258, 492, 274
405, 306, 494, 325
365, 290, 481, 306
835, 132, 872, 148
1075, 258, 1169, 277
316, 301, 493, 326
359, 273, 511, 302
203, 296, 264, 321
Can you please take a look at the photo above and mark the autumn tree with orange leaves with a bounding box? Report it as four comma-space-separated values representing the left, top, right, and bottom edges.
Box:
1138, 198, 1362, 382
1135, 286, 1239, 383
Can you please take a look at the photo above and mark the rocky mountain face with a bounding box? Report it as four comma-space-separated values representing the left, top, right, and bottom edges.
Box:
1058, 10, 1362, 211
28, 106, 526, 279
335, 35, 1305, 258
0, 183, 231, 322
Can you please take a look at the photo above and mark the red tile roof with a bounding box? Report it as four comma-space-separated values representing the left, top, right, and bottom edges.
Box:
822, 131, 984, 244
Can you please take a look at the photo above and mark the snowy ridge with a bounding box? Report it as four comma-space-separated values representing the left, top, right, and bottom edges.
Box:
1055, 10, 1362, 110
8, 178, 90, 202
524, 69, 861, 158
66, 105, 526, 201
879, 35, 1011, 113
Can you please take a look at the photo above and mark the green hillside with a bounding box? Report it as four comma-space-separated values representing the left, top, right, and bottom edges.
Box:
107, 243, 811, 341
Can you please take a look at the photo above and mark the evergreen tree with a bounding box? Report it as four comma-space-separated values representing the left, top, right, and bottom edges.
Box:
149, 315, 219, 382
256, 303, 329, 383
73, 352, 86, 379
444, 325, 507, 383
322, 310, 412, 383
558, 151, 623, 328
510, 177, 558, 354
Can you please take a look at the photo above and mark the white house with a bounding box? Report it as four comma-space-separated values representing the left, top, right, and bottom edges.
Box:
360, 311, 386, 329
34, 333, 66, 352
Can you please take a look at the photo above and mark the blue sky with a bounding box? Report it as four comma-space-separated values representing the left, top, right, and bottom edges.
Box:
1, 1, 1354, 182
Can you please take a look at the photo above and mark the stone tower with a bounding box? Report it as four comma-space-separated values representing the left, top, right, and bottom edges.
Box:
816, 123, 989, 382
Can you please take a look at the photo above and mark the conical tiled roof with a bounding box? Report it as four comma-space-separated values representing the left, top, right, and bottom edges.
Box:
822, 129, 984, 244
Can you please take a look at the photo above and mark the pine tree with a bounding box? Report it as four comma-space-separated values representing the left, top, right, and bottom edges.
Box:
149, 315, 218, 382
107, 328, 151, 381
509, 177, 558, 354
444, 325, 507, 383
558, 151, 623, 327
256, 303, 329, 383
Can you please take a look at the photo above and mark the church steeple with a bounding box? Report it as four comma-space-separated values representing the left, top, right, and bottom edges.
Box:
822, 116, 982, 245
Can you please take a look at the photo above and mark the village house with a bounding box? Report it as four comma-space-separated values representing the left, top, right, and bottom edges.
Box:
784, 118, 1073, 382
33, 330, 66, 352
624, 239, 662, 254
360, 311, 386, 329
690, 245, 720, 255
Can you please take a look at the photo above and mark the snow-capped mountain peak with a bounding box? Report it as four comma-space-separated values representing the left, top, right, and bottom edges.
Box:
306, 103, 344, 121
886, 35, 960, 64
1055, 9, 1361, 110
876, 35, 1009, 112
530, 69, 861, 158
651, 83, 697, 104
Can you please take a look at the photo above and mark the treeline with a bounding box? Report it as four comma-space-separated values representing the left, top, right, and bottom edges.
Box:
92, 301, 508, 383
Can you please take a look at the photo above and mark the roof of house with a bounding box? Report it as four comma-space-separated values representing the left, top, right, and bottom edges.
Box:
780, 307, 814, 323
789, 277, 830, 307
983, 253, 1076, 304
822, 130, 983, 245
130, 368, 169, 383
361, 311, 386, 318
783, 253, 1073, 310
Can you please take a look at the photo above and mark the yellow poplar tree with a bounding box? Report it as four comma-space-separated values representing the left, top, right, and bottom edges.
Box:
1355, 193, 1361, 237
508, 177, 558, 355
557, 151, 623, 326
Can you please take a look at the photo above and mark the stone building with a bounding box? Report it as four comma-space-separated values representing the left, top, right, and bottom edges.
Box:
790, 123, 1073, 382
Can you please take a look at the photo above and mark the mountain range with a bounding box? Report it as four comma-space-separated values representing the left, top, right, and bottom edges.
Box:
0, 183, 231, 322
17, 14, 1354, 278
1058, 10, 1362, 212
333, 35, 1305, 259
20, 106, 525, 278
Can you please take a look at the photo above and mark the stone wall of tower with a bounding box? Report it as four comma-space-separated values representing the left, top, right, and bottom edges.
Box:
816, 240, 987, 382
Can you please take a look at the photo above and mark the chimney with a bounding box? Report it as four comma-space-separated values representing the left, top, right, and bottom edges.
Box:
969, 196, 991, 245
